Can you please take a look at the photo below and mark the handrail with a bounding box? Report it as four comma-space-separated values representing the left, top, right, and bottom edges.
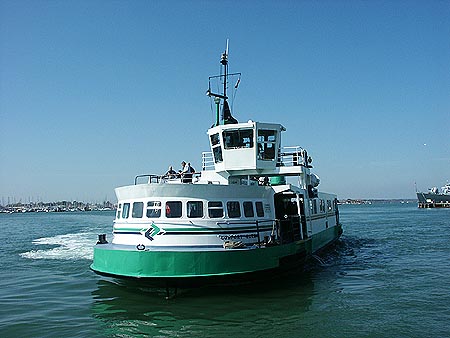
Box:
278, 146, 307, 167
134, 173, 202, 185
134, 174, 162, 185
216, 219, 276, 248
202, 151, 215, 171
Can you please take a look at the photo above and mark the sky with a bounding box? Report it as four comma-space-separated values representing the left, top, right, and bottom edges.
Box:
0, 0, 449, 203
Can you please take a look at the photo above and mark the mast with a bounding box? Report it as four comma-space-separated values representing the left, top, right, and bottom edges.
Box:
221, 39, 229, 101
207, 40, 238, 126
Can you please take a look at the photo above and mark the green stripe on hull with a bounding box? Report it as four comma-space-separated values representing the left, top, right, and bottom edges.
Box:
91, 243, 301, 278
91, 225, 342, 279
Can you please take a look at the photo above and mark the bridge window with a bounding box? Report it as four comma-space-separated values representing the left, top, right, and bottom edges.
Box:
210, 133, 223, 163
257, 129, 277, 160
166, 201, 182, 218
146, 201, 161, 218
223, 129, 254, 149
227, 201, 241, 218
208, 201, 224, 218
187, 201, 203, 218
132, 202, 144, 218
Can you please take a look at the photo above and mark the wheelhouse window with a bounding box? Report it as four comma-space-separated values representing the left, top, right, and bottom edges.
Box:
223, 129, 254, 149
257, 129, 277, 160
187, 201, 203, 218
210, 133, 223, 163
255, 202, 264, 217
146, 201, 161, 218
243, 201, 254, 218
166, 201, 182, 218
227, 201, 241, 218
122, 203, 130, 219
132, 202, 144, 218
208, 201, 224, 218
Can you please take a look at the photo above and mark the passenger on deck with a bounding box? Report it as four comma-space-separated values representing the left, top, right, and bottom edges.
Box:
181, 162, 195, 183
164, 166, 177, 179
179, 161, 186, 176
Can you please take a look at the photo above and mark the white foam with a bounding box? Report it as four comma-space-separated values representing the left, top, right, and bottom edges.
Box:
20, 232, 98, 261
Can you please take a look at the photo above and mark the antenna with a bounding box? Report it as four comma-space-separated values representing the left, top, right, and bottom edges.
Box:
220, 39, 229, 99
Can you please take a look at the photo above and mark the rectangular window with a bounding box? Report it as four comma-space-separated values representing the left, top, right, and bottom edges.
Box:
257, 129, 277, 160
213, 146, 223, 163
146, 201, 161, 218
187, 201, 203, 218
327, 200, 332, 211
311, 200, 317, 214
122, 203, 130, 219
132, 202, 144, 218
255, 202, 264, 217
223, 129, 254, 149
116, 203, 122, 219
210, 133, 220, 146
243, 201, 254, 218
166, 201, 182, 218
319, 200, 325, 213
227, 201, 241, 218
208, 201, 224, 218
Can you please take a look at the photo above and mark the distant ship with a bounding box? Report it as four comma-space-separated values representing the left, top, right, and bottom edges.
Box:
417, 182, 450, 208
90, 43, 343, 291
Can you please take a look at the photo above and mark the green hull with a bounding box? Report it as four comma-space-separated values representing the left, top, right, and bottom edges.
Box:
91, 225, 342, 280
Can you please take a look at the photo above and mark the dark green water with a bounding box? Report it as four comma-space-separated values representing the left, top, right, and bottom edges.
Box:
1, 204, 449, 337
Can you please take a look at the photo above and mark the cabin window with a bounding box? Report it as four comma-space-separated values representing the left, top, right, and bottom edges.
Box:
187, 201, 203, 218
166, 201, 182, 218
327, 200, 332, 211
208, 201, 224, 218
132, 202, 144, 218
227, 201, 241, 218
311, 200, 317, 214
319, 200, 325, 213
210, 133, 223, 163
255, 202, 265, 217
223, 129, 254, 149
243, 201, 254, 218
122, 203, 130, 219
116, 204, 122, 219
146, 201, 161, 218
257, 129, 277, 160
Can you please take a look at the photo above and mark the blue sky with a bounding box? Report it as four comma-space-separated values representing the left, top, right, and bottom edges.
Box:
1, 0, 449, 202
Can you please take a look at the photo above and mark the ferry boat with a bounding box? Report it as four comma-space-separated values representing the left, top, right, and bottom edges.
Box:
91, 44, 343, 286
417, 182, 450, 208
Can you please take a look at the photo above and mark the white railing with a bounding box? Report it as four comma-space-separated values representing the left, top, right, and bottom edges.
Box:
278, 146, 307, 167
202, 151, 215, 171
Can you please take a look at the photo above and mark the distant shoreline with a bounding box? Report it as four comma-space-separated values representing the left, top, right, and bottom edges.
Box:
338, 199, 417, 205
0, 200, 116, 214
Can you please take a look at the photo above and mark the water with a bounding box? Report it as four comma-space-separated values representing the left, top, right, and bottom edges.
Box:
1, 204, 449, 337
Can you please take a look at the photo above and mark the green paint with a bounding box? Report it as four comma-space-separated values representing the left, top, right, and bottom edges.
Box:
91, 224, 343, 279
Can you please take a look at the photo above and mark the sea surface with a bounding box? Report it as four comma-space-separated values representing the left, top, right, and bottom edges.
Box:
1, 203, 449, 337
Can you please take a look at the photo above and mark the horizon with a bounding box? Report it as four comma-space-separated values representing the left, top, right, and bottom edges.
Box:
1, 1, 449, 201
